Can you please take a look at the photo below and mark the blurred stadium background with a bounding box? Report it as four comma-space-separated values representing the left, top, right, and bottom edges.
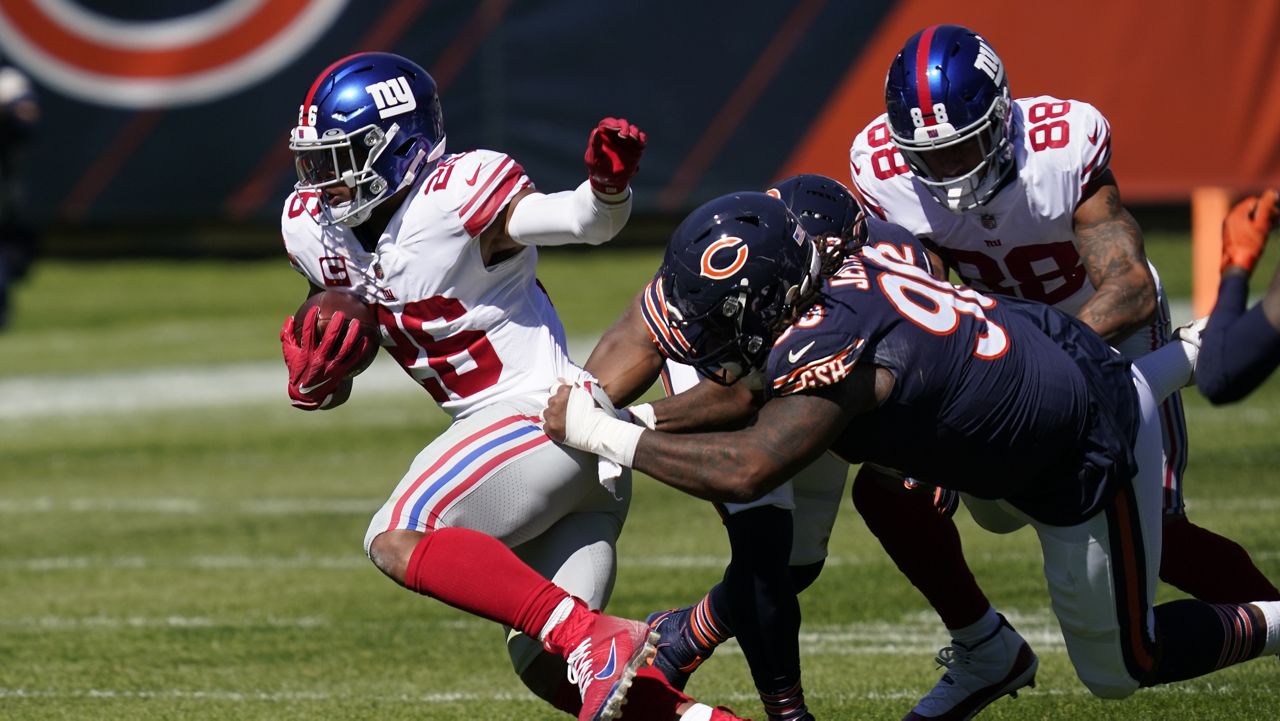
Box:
12, 1, 1280, 255
3, 1, 1280, 719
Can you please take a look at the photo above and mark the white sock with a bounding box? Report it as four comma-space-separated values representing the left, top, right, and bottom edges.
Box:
949, 605, 1001, 647
1252, 601, 1280, 655
1132, 340, 1194, 403
538, 597, 576, 646
679, 704, 715, 721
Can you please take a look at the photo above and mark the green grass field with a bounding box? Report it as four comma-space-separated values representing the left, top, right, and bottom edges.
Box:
2, 239, 1280, 720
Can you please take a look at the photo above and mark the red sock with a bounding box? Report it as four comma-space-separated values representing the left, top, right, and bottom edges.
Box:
1160, 516, 1280, 603
404, 527, 579, 642
852, 469, 990, 629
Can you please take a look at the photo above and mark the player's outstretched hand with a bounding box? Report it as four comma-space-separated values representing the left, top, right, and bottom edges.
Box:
1221, 189, 1279, 274
280, 307, 371, 410
585, 117, 647, 196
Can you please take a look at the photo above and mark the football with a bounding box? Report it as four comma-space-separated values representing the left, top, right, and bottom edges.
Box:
293, 290, 381, 376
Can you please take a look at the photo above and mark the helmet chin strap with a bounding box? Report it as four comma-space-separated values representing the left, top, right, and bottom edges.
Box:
339, 207, 372, 228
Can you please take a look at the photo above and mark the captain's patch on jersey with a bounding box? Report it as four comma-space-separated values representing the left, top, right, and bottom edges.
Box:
320, 256, 351, 287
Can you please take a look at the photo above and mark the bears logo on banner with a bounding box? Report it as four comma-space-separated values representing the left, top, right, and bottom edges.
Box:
0, 0, 347, 108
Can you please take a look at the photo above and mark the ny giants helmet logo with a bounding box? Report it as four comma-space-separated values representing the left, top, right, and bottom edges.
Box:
973, 36, 1004, 84
700, 237, 749, 280
365, 77, 417, 119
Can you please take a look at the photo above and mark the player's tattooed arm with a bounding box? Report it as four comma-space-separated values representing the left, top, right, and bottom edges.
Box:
585, 290, 665, 407
1072, 170, 1157, 342
629, 364, 884, 503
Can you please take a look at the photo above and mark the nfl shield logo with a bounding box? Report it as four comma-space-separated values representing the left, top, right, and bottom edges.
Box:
981, 214, 998, 229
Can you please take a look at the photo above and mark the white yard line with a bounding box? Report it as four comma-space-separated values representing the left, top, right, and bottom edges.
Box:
0, 338, 598, 420
0, 615, 328, 629
4, 549, 1274, 574
0, 301, 1203, 423
6, 493, 1279, 515
0, 676, 1254, 705
0, 552, 911, 572
0, 497, 378, 514
0, 609, 1067, 653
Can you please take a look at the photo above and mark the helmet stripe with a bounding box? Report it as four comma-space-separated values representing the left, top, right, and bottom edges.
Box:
913, 24, 938, 126
300, 52, 363, 124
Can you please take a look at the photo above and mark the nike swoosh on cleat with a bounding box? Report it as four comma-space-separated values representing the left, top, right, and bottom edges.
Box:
297, 382, 329, 395
788, 340, 817, 364
594, 639, 618, 680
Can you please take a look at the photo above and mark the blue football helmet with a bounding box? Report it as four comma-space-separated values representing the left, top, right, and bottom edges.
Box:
884, 25, 1014, 212
290, 52, 446, 226
766, 174, 862, 242
659, 192, 821, 383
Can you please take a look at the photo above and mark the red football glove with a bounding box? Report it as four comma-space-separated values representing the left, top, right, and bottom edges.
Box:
585, 117, 647, 196
1221, 189, 1279, 273
280, 306, 373, 410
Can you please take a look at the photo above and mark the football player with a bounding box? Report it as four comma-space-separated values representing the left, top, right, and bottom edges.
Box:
0, 61, 39, 329
846, 25, 1280, 719
584, 174, 861, 721
1198, 189, 1280, 402
544, 191, 1280, 712
278, 52, 744, 721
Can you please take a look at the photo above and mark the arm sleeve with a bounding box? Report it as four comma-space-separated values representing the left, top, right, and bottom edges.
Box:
506, 181, 632, 246
1197, 273, 1280, 403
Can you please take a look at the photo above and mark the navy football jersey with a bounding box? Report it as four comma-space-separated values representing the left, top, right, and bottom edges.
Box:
766, 236, 1138, 526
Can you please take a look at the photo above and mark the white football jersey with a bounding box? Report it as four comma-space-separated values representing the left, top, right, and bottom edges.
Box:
849, 96, 1113, 315
281, 149, 587, 419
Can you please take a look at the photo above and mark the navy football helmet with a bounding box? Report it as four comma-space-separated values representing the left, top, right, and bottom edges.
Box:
884, 25, 1014, 212
290, 52, 446, 226
766, 174, 862, 242
659, 192, 820, 383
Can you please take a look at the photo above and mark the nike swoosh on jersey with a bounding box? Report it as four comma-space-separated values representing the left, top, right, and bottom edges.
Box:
465, 165, 482, 185
788, 340, 817, 364
1088, 124, 1100, 144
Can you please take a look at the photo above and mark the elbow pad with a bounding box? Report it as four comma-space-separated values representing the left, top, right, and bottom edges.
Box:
507, 181, 631, 247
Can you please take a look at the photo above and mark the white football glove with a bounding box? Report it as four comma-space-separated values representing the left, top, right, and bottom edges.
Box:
557, 382, 644, 467
1132, 316, 1207, 403
618, 402, 657, 430
1172, 315, 1208, 384
1173, 315, 1207, 350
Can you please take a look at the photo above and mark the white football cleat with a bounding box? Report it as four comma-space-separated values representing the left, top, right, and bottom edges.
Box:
902, 614, 1038, 721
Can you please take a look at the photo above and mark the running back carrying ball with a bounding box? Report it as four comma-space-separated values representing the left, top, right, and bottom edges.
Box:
282, 291, 380, 409
293, 292, 378, 351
